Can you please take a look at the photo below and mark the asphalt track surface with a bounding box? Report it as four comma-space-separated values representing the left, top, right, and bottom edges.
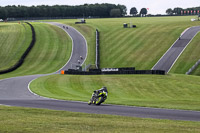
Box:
0, 23, 200, 122
152, 26, 200, 73
46, 22, 88, 74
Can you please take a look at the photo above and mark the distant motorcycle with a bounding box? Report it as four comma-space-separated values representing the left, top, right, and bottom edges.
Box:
88, 87, 108, 105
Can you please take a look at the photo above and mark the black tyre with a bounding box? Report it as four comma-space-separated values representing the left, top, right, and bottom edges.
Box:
95, 96, 104, 105
88, 101, 92, 105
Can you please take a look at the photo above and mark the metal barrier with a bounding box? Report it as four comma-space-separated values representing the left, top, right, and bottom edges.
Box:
95, 29, 100, 69
186, 59, 200, 75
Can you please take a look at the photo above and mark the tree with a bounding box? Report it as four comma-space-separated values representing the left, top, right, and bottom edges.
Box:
166, 8, 173, 15
117, 4, 127, 16
0, 7, 7, 19
173, 7, 183, 15
140, 8, 147, 17
130, 7, 138, 16
0, 3, 127, 19
166, 6, 200, 16
110, 9, 121, 17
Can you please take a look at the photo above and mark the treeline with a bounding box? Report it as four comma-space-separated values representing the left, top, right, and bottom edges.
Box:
0, 3, 127, 19
166, 7, 200, 15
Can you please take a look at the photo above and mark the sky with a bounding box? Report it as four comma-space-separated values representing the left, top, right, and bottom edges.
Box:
0, 0, 199, 15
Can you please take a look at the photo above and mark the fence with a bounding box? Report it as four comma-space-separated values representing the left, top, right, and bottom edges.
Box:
186, 59, 200, 75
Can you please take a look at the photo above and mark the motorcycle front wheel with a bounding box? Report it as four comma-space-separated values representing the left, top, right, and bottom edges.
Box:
88, 100, 92, 105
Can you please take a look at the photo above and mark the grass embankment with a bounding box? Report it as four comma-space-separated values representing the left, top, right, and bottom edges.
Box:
31, 74, 200, 111
0, 106, 199, 133
0, 22, 72, 79
170, 32, 200, 75
54, 16, 200, 71
0, 23, 31, 71
94, 17, 200, 69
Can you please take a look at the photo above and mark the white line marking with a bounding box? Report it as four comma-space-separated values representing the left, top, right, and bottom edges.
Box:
45, 23, 75, 73
68, 24, 88, 66
47, 22, 88, 72
0, 104, 11, 107
151, 38, 179, 70
27, 22, 88, 101
152, 27, 191, 72
28, 77, 88, 104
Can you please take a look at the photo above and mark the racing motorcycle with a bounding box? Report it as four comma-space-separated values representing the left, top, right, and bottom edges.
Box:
88, 89, 107, 105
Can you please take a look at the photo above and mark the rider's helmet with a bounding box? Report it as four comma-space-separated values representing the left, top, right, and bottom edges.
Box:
102, 86, 108, 93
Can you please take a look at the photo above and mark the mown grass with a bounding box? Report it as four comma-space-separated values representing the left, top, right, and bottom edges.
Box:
0, 22, 72, 79
93, 16, 200, 69
30, 74, 200, 111
1, 17, 200, 130
0, 106, 199, 133
1, 17, 199, 77
0, 22, 31, 71
170, 32, 200, 75
52, 16, 200, 70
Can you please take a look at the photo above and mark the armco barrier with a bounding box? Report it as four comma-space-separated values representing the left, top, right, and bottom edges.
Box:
64, 68, 165, 75
186, 59, 200, 75
95, 29, 100, 69
0, 22, 36, 74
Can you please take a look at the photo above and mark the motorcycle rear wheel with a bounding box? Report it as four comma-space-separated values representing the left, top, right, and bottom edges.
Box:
95, 96, 104, 105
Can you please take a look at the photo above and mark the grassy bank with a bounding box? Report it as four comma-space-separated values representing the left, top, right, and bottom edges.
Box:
53, 16, 200, 70
0, 22, 72, 79
2, 16, 198, 78
0, 106, 199, 133
30, 74, 200, 111
0, 22, 31, 71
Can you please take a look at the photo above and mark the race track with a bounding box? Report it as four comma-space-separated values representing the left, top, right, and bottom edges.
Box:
152, 26, 200, 73
0, 23, 200, 121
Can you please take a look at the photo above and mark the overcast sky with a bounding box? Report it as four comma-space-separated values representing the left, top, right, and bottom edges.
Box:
0, 0, 199, 15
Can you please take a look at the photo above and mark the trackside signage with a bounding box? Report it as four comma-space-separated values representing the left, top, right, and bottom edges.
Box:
102, 68, 119, 72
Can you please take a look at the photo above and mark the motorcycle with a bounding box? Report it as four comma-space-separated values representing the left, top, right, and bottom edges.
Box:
88, 91, 107, 105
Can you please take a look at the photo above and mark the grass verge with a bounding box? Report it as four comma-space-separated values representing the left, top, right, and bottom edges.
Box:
0, 106, 200, 133
0, 22, 72, 79
0, 22, 31, 71
30, 74, 200, 111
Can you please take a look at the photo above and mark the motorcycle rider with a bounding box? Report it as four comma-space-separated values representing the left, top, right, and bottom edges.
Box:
89, 86, 108, 105
94, 86, 108, 97
94, 86, 108, 96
